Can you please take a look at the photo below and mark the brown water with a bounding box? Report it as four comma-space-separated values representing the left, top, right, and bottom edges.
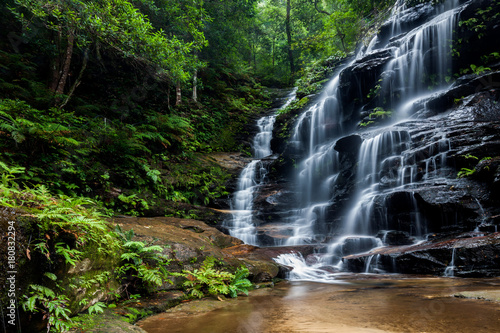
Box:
138, 275, 500, 333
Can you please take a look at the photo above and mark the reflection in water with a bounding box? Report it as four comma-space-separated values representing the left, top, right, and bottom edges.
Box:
138, 277, 500, 333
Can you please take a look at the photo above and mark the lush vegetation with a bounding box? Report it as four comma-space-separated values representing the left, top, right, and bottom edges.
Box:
1, 167, 252, 331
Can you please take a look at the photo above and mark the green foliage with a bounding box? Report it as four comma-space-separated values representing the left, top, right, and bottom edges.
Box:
114, 225, 173, 295
0, 164, 118, 264
360, 120, 375, 127
457, 155, 491, 178
367, 80, 383, 99
457, 167, 476, 178
291, 0, 393, 68
182, 256, 252, 299
0, 97, 236, 214
22, 273, 72, 333
74, 272, 112, 291
458, 4, 499, 39
369, 107, 392, 119
464, 154, 479, 161
459, 64, 492, 75
87, 302, 106, 315
359, 107, 392, 128
11, 0, 206, 84
278, 97, 309, 116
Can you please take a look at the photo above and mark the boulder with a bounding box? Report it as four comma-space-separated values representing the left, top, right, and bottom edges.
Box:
113, 216, 282, 284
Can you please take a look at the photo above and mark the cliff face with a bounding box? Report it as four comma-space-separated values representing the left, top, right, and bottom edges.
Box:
259, 0, 500, 276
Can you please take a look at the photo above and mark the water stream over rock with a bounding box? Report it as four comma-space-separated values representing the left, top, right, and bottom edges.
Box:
226, 0, 500, 281
224, 89, 297, 245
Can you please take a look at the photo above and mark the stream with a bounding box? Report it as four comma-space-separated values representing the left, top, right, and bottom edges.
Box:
138, 276, 500, 333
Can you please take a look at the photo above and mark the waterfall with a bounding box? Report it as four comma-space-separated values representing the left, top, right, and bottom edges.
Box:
272, 0, 466, 280
224, 89, 297, 245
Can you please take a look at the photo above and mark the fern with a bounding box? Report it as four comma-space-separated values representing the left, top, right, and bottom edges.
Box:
182, 257, 252, 299
88, 301, 106, 315
22, 274, 72, 333
115, 227, 173, 295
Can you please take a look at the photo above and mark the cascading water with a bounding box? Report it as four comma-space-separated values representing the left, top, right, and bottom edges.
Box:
254, 116, 275, 159
224, 89, 296, 245
273, 0, 469, 280
444, 247, 456, 277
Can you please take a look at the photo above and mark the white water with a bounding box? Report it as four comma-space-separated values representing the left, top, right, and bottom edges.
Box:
274, 0, 465, 281
225, 89, 296, 245
444, 247, 456, 277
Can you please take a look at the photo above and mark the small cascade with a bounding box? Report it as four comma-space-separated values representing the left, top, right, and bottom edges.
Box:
474, 198, 487, 232
227, 160, 260, 245
225, 89, 296, 245
253, 89, 296, 159
285, 202, 330, 245
380, 3, 460, 114
364, 254, 383, 274
253, 116, 275, 158
444, 247, 456, 277
291, 76, 343, 156
273, 252, 345, 283
284, 76, 346, 245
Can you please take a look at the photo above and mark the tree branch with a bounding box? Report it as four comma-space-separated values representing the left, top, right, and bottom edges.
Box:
309, 0, 331, 16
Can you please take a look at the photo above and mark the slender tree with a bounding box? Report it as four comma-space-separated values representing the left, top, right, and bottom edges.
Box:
285, 0, 295, 74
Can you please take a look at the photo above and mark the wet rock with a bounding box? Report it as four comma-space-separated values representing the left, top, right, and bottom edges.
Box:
376, 230, 414, 246
424, 72, 500, 116
414, 187, 480, 233
341, 237, 380, 256
334, 134, 363, 155
474, 156, 500, 198
378, 3, 435, 47
453, 290, 500, 302
344, 232, 500, 277
338, 51, 394, 125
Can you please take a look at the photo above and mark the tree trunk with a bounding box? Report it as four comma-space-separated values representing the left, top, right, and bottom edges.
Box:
192, 70, 198, 103
49, 29, 62, 92
336, 27, 347, 52
59, 48, 89, 109
285, 0, 295, 74
55, 32, 75, 96
272, 38, 275, 71
175, 82, 182, 105
167, 87, 171, 109
253, 42, 257, 72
